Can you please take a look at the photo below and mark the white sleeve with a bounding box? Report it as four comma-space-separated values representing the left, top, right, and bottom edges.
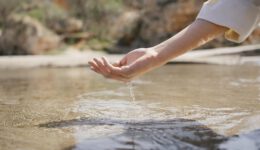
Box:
197, 0, 260, 43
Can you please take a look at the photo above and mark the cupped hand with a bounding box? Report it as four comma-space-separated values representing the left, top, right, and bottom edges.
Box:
88, 48, 148, 82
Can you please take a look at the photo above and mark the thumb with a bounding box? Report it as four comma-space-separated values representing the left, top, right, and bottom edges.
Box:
102, 57, 128, 76
119, 56, 127, 66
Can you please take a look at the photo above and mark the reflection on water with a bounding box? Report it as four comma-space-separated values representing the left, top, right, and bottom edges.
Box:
0, 65, 260, 150
40, 118, 226, 150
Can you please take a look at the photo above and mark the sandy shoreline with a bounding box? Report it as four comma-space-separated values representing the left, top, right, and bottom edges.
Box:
0, 44, 260, 70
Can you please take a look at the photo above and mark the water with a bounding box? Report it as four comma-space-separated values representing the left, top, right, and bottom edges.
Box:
0, 64, 260, 150
127, 82, 136, 103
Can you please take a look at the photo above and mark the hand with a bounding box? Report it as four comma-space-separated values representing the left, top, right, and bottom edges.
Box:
88, 48, 148, 82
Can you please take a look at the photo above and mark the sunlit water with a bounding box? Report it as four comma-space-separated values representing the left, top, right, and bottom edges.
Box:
0, 65, 260, 150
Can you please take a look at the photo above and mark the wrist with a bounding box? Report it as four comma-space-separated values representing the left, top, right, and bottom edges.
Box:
146, 47, 164, 66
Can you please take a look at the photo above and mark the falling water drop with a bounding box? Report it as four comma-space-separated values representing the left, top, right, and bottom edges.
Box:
127, 82, 136, 103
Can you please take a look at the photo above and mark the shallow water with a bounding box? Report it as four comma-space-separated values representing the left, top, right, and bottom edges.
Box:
0, 65, 260, 150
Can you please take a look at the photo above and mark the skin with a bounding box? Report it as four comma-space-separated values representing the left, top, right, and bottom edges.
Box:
88, 19, 228, 82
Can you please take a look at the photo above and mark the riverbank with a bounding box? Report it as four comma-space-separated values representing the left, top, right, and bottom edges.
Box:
0, 44, 260, 70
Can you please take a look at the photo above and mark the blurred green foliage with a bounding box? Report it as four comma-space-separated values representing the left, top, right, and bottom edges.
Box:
86, 38, 113, 50
69, 0, 124, 40
0, 0, 127, 51
70, 0, 123, 19
0, 0, 27, 24
64, 0, 125, 49
25, 3, 67, 23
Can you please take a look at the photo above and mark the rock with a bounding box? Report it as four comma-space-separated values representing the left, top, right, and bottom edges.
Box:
140, 0, 203, 46
47, 17, 83, 34
111, 11, 141, 46
112, 0, 204, 51
0, 15, 61, 55
112, 0, 260, 53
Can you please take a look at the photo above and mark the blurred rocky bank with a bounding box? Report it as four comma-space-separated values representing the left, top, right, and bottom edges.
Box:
0, 0, 259, 55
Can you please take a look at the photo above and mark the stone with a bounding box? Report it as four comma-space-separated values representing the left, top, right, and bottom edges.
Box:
47, 17, 83, 34
110, 11, 141, 46
0, 15, 61, 55
112, 0, 260, 53
112, 0, 204, 51
141, 0, 203, 46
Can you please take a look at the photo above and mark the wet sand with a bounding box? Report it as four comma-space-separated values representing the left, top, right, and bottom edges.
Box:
0, 44, 260, 70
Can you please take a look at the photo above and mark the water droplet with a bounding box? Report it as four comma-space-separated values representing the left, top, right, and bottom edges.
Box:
127, 82, 136, 103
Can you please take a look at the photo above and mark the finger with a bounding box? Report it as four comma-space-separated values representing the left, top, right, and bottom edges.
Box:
88, 60, 97, 68
93, 58, 109, 76
119, 56, 127, 66
90, 66, 100, 74
90, 65, 98, 71
112, 61, 120, 67
88, 60, 102, 74
112, 57, 126, 67
102, 57, 119, 71
89, 63, 109, 78
100, 57, 132, 81
101, 57, 112, 73
102, 57, 131, 79
95, 58, 115, 78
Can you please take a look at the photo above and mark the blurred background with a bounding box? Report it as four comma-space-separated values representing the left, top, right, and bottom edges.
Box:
0, 0, 259, 55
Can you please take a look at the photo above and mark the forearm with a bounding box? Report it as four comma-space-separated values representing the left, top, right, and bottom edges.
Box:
153, 19, 227, 65
126, 19, 227, 77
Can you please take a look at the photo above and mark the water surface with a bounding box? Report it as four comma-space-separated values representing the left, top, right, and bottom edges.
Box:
0, 65, 260, 150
